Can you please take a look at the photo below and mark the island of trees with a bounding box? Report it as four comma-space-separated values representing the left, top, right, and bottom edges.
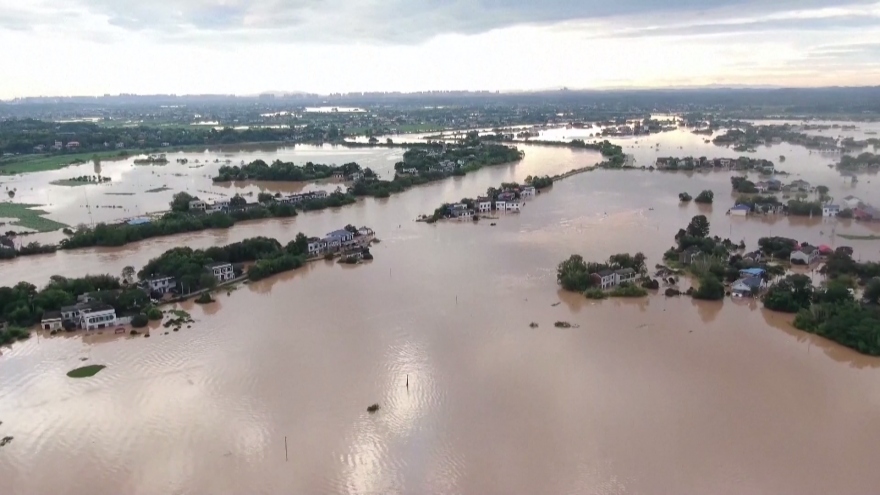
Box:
1, 230, 375, 345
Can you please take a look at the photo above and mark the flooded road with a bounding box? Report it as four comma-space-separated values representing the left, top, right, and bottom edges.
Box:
3, 131, 880, 493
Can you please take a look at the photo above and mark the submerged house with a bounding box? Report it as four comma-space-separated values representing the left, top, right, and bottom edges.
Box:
790, 245, 819, 265
731, 276, 764, 297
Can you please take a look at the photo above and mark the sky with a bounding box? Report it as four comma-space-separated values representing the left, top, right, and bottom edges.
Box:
2, 0, 880, 98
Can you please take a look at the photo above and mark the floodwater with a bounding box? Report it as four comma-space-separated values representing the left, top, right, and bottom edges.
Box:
4, 128, 880, 493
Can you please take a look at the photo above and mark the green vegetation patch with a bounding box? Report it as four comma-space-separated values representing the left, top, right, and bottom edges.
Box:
838, 234, 880, 241
0, 203, 68, 232
50, 179, 96, 187
0, 326, 30, 346
169, 309, 191, 319
66, 364, 106, 378
0, 150, 130, 175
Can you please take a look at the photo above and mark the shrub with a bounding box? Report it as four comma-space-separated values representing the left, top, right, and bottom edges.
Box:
610, 283, 648, 298
584, 288, 608, 299
131, 314, 149, 328
195, 293, 214, 304
694, 190, 714, 204
146, 307, 163, 321
692, 276, 724, 300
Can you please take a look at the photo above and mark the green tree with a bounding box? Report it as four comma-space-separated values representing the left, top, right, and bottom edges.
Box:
692, 275, 724, 300
865, 278, 880, 305
679, 192, 692, 202
199, 273, 218, 291
170, 192, 194, 212
816, 185, 829, 196
121, 266, 135, 284
131, 314, 148, 328
686, 215, 710, 238
557, 255, 594, 292
229, 194, 247, 208
146, 307, 163, 320
257, 192, 274, 203
694, 190, 714, 204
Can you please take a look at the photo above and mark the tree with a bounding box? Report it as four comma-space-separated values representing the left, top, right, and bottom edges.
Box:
692, 275, 725, 300
679, 192, 692, 202
816, 185, 829, 196
131, 314, 149, 328
229, 194, 247, 208
386, 138, 393, 145
694, 190, 714, 204
199, 273, 218, 291
257, 192, 274, 203
7, 190, 14, 199
146, 307, 163, 320
763, 275, 814, 313
121, 266, 135, 284
368, 136, 378, 144
865, 278, 880, 305
170, 192, 194, 212
686, 215, 710, 238
557, 255, 594, 292
92, 155, 102, 176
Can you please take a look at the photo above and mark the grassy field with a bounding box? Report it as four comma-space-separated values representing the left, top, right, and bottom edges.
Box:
0, 150, 134, 175
49, 179, 95, 187
839, 234, 880, 240
66, 364, 106, 378
0, 202, 69, 232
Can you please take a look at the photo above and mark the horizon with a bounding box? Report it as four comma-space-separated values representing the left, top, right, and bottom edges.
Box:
3, 0, 880, 98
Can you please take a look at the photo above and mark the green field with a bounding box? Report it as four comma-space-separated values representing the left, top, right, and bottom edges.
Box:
66, 364, 106, 378
0, 202, 69, 232
839, 234, 880, 240
50, 179, 95, 187
0, 150, 134, 175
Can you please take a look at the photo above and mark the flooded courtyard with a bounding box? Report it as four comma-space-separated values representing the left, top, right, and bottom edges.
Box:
3, 127, 880, 493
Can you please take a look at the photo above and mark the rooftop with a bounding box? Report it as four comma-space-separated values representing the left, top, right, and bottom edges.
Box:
205, 261, 232, 269
734, 277, 763, 289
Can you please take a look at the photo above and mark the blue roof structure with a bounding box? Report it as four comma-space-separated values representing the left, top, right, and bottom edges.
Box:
731, 204, 751, 211
127, 217, 151, 225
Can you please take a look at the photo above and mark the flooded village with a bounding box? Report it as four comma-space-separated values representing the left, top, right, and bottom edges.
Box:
3, 106, 880, 493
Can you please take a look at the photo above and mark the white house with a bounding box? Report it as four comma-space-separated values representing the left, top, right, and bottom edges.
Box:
730, 204, 751, 216
614, 268, 637, 285
478, 201, 492, 212
146, 276, 176, 295
822, 204, 840, 217
41, 311, 63, 331
843, 196, 862, 209
189, 199, 206, 211
205, 262, 234, 282
59, 302, 117, 330
790, 246, 819, 265
79, 304, 117, 330
495, 201, 507, 211
731, 276, 764, 297
521, 186, 536, 198
506, 199, 521, 211
307, 238, 328, 256
596, 270, 617, 289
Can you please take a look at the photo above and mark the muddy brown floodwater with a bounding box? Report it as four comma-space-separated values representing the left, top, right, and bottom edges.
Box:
3, 131, 880, 494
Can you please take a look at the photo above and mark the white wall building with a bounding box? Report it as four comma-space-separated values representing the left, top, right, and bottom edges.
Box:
205, 262, 234, 282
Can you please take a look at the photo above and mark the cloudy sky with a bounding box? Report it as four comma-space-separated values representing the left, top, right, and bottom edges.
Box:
2, 0, 880, 98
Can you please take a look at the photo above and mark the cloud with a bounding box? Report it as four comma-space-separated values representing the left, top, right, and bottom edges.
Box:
10, 0, 873, 44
